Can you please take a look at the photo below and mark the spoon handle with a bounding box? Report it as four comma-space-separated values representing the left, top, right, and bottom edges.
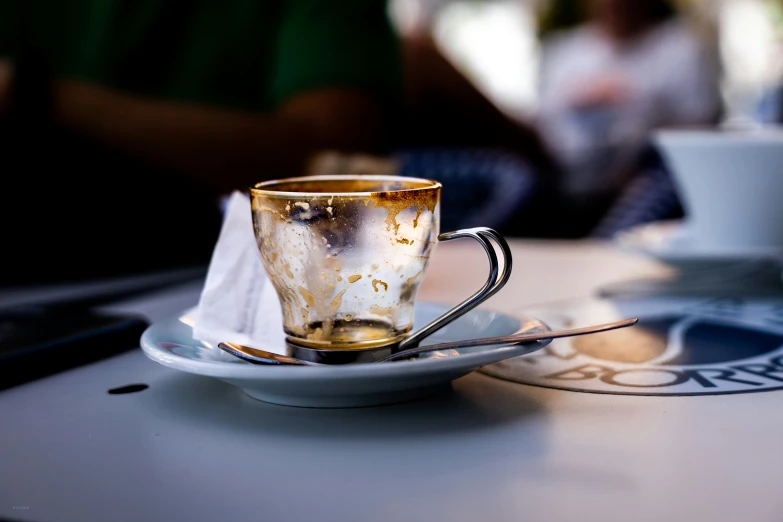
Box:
377, 317, 639, 363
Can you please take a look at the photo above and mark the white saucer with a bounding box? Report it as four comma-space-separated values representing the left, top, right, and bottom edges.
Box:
140, 302, 552, 408
613, 220, 783, 269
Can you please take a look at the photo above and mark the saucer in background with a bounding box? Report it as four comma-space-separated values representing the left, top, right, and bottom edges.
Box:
613, 219, 783, 271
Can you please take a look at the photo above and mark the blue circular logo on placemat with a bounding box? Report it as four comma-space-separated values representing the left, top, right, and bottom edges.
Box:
482, 298, 783, 396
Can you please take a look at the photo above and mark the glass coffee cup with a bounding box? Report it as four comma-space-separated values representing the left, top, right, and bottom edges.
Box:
249, 175, 511, 363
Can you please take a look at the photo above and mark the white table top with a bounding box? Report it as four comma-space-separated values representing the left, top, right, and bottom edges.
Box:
1, 240, 781, 522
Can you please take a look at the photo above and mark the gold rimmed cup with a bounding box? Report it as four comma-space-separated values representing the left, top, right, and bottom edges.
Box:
249, 175, 512, 364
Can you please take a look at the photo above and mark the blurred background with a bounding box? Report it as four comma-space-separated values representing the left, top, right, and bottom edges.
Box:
386, 0, 783, 236
391, 0, 783, 129
3, 0, 782, 283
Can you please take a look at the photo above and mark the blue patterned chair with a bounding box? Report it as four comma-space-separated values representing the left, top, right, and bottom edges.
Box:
589, 146, 684, 240
396, 148, 539, 232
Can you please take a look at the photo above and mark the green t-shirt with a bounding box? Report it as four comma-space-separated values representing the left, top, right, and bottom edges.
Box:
0, 0, 404, 282
0, 0, 402, 111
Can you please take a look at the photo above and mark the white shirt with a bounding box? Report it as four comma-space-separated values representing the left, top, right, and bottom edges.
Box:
536, 19, 722, 194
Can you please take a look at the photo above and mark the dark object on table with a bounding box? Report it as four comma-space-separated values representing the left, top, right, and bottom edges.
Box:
0, 304, 149, 391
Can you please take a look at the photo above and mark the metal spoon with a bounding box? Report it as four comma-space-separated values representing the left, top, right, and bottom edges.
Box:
218, 317, 639, 366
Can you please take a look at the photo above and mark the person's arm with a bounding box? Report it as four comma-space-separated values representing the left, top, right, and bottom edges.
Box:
1, 0, 400, 196
400, 33, 561, 177
50, 79, 385, 194
0, 59, 10, 114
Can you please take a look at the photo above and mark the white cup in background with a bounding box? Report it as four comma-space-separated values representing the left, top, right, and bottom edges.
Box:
654, 128, 783, 252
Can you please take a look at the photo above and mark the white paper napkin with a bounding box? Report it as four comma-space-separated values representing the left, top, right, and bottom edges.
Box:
193, 191, 286, 353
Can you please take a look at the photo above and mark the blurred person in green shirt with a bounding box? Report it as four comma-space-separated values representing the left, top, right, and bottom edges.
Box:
0, 0, 402, 283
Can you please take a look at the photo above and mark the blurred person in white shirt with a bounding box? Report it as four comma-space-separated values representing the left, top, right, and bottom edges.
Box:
535, 0, 722, 202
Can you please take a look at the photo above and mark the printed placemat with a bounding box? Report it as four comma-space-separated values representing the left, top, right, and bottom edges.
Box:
481, 296, 783, 396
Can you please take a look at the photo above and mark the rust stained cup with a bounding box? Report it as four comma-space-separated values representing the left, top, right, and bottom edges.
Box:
249, 175, 512, 364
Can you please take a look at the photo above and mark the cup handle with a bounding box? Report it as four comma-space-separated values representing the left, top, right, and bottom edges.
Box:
397, 227, 512, 351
